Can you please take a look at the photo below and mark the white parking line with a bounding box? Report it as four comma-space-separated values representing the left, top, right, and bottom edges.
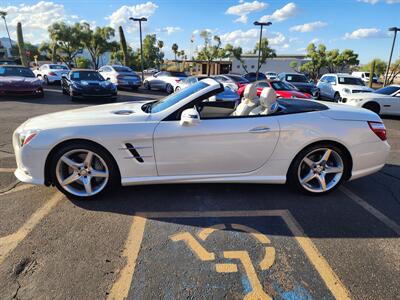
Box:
340, 186, 400, 235
0, 168, 15, 173
0, 192, 64, 265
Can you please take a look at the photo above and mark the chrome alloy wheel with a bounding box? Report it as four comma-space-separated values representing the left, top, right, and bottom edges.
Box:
297, 148, 344, 193
55, 149, 109, 197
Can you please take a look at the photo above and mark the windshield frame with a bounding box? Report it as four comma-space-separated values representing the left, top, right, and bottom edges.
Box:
0, 66, 36, 78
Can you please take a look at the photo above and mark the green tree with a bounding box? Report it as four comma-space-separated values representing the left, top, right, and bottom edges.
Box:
196, 31, 223, 76
360, 59, 387, 76
253, 37, 276, 74
110, 45, 140, 70
300, 43, 327, 81
48, 22, 84, 66
24, 42, 40, 63
17, 22, 28, 67
81, 23, 115, 69
337, 49, 359, 72
75, 56, 92, 69
118, 26, 129, 66
142, 34, 162, 68
326, 49, 340, 73
225, 44, 248, 73
171, 43, 179, 61
156, 40, 164, 69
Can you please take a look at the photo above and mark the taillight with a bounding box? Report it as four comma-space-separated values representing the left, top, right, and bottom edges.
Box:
175, 79, 181, 83
368, 121, 387, 141
48, 72, 57, 76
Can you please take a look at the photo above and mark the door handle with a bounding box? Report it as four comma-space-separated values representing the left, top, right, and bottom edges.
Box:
249, 126, 270, 133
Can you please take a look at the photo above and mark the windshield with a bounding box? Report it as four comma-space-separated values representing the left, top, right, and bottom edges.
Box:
144, 81, 208, 113
227, 75, 249, 83
0, 66, 35, 77
71, 71, 105, 81
375, 86, 400, 95
338, 77, 365, 86
114, 66, 133, 72
49, 65, 68, 70
285, 74, 308, 83
270, 81, 294, 91
169, 71, 187, 77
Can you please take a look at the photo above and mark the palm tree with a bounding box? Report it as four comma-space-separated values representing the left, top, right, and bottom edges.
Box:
0, 11, 12, 57
171, 43, 178, 61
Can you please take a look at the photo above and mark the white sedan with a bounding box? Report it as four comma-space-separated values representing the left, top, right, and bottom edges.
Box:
33, 64, 70, 84
340, 85, 400, 115
13, 79, 390, 199
143, 71, 187, 94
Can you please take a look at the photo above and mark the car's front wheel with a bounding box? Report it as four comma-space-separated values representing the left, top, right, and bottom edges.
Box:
143, 81, 151, 90
333, 92, 341, 102
166, 84, 173, 94
288, 143, 349, 195
50, 142, 119, 199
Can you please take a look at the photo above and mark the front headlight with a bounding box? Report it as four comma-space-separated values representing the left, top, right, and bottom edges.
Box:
17, 129, 40, 147
342, 88, 351, 94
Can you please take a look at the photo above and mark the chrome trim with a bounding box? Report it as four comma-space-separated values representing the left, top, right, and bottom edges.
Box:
124, 155, 153, 159
119, 146, 153, 150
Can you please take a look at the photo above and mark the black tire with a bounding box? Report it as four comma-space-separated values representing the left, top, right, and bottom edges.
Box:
333, 92, 341, 103
363, 102, 380, 114
50, 141, 120, 199
44, 75, 50, 85
131, 86, 139, 91
143, 81, 151, 90
166, 84, 173, 94
287, 143, 349, 196
62, 87, 68, 95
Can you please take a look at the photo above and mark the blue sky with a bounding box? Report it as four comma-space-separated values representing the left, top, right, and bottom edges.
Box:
1, 0, 399, 63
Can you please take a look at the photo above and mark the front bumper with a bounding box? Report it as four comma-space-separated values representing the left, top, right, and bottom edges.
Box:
0, 87, 43, 96
71, 87, 117, 98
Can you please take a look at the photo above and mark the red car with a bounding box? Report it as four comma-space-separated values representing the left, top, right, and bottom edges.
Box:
237, 80, 312, 99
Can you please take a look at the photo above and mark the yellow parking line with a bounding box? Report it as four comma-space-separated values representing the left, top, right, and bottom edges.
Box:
340, 186, 400, 235
108, 216, 146, 300
0, 192, 64, 265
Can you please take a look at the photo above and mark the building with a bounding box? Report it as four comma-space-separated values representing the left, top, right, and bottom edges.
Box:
230, 54, 309, 75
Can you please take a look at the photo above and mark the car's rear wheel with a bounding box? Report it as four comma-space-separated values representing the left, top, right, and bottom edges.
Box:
44, 75, 50, 85
50, 142, 119, 199
143, 81, 151, 90
166, 84, 173, 94
288, 143, 349, 195
363, 102, 380, 114
333, 92, 341, 102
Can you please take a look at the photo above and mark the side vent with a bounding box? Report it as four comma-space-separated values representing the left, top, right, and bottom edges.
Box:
125, 143, 144, 163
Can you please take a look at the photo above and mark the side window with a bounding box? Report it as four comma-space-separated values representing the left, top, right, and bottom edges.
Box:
257, 82, 269, 88
320, 76, 327, 83
98, 67, 104, 72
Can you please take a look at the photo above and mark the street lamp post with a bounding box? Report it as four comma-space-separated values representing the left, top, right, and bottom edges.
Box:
0, 12, 13, 58
384, 27, 400, 86
253, 21, 272, 81
129, 17, 147, 82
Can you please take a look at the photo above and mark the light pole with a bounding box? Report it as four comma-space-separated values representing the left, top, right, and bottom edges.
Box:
0, 11, 13, 58
253, 21, 272, 81
129, 17, 147, 82
384, 27, 400, 86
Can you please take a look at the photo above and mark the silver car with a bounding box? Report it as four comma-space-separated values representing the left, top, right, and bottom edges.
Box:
98, 65, 142, 90
176, 76, 240, 102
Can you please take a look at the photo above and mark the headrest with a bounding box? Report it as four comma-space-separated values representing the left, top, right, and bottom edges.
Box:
259, 87, 278, 113
243, 83, 258, 102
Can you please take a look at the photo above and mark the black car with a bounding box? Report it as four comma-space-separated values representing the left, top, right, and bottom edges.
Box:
61, 70, 117, 100
242, 72, 267, 82
278, 72, 320, 99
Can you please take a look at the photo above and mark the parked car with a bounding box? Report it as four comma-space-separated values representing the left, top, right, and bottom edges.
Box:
175, 75, 240, 102
13, 78, 390, 199
278, 72, 320, 99
61, 69, 117, 101
317, 73, 374, 102
0, 65, 43, 97
98, 65, 142, 90
237, 80, 312, 99
213, 74, 250, 90
33, 64, 69, 85
144, 68, 158, 74
340, 84, 400, 115
242, 72, 266, 82
351, 71, 379, 83
144, 71, 187, 93
265, 72, 278, 80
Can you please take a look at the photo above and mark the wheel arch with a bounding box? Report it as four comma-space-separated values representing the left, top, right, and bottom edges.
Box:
44, 138, 121, 186
287, 139, 353, 180
362, 101, 381, 112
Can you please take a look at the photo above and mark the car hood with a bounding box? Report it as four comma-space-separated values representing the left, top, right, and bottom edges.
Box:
344, 85, 373, 92
346, 92, 389, 100
21, 101, 153, 130
0, 76, 42, 86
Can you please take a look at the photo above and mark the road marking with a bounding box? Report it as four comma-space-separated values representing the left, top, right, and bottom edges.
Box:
108, 216, 146, 300
109, 210, 351, 300
0, 192, 63, 265
215, 263, 238, 273
0, 168, 15, 173
340, 186, 400, 235
0, 184, 34, 196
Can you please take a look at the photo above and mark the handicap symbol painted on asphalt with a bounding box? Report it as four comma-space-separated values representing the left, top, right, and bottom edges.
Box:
170, 223, 276, 300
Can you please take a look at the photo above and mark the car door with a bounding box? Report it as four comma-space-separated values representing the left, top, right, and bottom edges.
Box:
317, 76, 327, 98
151, 72, 165, 89
153, 111, 280, 176
325, 76, 337, 99
392, 92, 400, 115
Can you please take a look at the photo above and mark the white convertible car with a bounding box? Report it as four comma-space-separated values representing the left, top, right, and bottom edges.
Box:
13, 79, 390, 199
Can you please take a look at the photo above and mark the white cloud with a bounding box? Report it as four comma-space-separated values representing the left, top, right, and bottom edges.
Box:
290, 21, 327, 33
260, 2, 298, 23
219, 28, 287, 49
106, 2, 158, 32
161, 26, 182, 35
344, 28, 390, 39
309, 38, 321, 44
225, 1, 267, 23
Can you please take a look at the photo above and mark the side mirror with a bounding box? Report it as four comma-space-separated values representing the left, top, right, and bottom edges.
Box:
61, 74, 67, 79
180, 107, 200, 126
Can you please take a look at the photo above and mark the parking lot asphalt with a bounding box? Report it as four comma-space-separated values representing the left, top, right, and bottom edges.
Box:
0, 87, 399, 300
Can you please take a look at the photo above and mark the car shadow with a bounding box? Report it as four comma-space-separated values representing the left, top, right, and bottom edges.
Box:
71, 164, 400, 239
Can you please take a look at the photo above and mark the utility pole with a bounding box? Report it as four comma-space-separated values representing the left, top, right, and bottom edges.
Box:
129, 17, 147, 82
384, 27, 400, 86
253, 21, 272, 81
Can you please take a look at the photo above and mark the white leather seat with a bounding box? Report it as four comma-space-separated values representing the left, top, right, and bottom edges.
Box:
249, 87, 279, 116
231, 83, 259, 116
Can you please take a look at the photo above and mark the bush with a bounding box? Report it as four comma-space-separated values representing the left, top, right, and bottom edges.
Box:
75, 56, 92, 69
